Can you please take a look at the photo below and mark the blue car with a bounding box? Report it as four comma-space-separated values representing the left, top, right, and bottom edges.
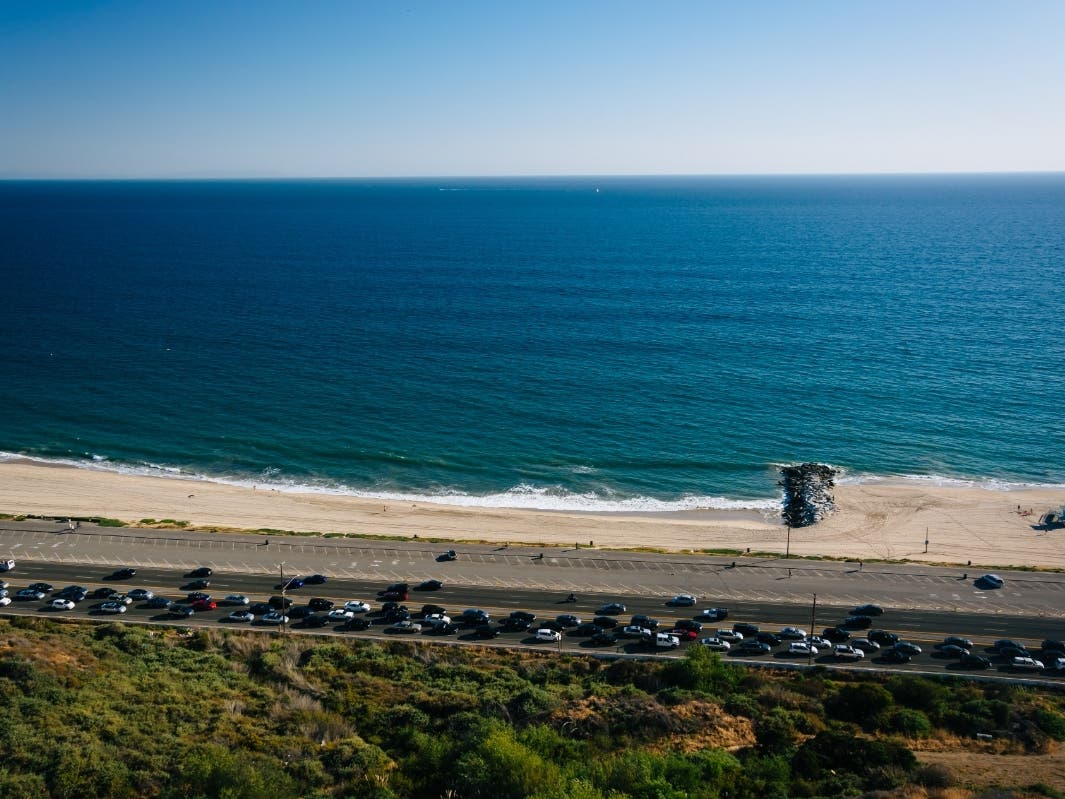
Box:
280, 577, 305, 590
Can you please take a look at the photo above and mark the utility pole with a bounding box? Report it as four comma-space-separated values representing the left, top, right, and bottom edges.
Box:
785, 522, 791, 560
809, 594, 817, 665
280, 561, 287, 635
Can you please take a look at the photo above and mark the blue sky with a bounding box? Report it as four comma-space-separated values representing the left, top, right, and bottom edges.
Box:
2, 0, 1063, 177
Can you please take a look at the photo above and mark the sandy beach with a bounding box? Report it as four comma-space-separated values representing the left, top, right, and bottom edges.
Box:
1, 460, 1063, 568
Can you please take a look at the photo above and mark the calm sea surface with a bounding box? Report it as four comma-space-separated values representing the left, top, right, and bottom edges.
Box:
1, 175, 1063, 510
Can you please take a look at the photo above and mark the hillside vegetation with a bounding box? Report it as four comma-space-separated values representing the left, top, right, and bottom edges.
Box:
2, 616, 1065, 798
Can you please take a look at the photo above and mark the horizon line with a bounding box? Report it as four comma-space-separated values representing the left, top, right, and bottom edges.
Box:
2, 169, 1064, 182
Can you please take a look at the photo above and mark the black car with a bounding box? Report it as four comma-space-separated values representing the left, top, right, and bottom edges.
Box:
380, 583, 409, 595
187, 567, 213, 578
822, 627, 851, 643
842, 615, 872, 629
287, 606, 313, 619
993, 639, 1028, 652
937, 644, 970, 658
499, 617, 532, 632
304, 574, 328, 584
572, 623, 600, 637
92, 586, 119, 599
894, 641, 923, 656
308, 597, 334, 611
421, 604, 447, 617
538, 620, 564, 632
675, 619, 704, 633
474, 624, 499, 639
56, 586, 88, 601
249, 602, 273, 615
461, 608, 490, 625
425, 621, 460, 635
852, 604, 884, 616
268, 595, 294, 609
868, 629, 900, 646
379, 601, 405, 614
145, 596, 173, 609
186, 579, 210, 590
300, 613, 330, 628
556, 614, 581, 628
1042, 639, 1065, 652
439, 550, 457, 561
344, 616, 372, 631
510, 610, 537, 623
597, 603, 627, 616
738, 640, 772, 654
755, 632, 781, 646
187, 591, 211, 602
630, 615, 660, 631
882, 648, 911, 663
589, 631, 618, 646
944, 636, 974, 649
960, 653, 992, 669
998, 645, 1030, 660
415, 580, 444, 591
109, 567, 137, 580
592, 616, 619, 628
733, 622, 760, 638
28, 582, 54, 593
385, 608, 411, 623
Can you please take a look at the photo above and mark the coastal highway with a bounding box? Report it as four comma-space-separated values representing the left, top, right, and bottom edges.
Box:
3, 519, 1065, 681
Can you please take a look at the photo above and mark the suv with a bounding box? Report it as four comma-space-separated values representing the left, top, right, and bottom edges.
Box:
631, 614, 660, 631
654, 632, 680, 649
868, 629, 899, 646
1012, 656, 1045, 672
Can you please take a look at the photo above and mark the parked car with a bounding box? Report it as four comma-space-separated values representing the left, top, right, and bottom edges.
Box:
700, 637, 731, 652
596, 603, 627, 615
977, 573, 1004, 589
834, 645, 864, 661
440, 550, 458, 561
669, 594, 697, 607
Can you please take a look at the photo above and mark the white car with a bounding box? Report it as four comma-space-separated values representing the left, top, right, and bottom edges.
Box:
0, 559, 15, 572
228, 610, 254, 623
851, 638, 881, 652
100, 601, 128, 614
805, 635, 831, 648
669, 594, 697, 607
536, 628, 562, 642
699, 637, 731, 652
260, 612, 289, 625
223, 594, 250, 606
424, 613, 451, 626
834, 644, 864, 661
780, 627, 808, 640
622, 625, 651, 638
717, 629, 744, 641
327, 608, 354, 622
344, 600, 371, 613
51, 598, 76, 611
0, 596, 11, 607
788, 641, 817, 656
654, 632, 680, 649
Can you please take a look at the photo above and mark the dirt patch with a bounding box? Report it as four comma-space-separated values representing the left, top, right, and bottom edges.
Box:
916, 744, 1065, 792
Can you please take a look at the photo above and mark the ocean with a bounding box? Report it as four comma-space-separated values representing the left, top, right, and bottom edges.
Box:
1, 175, 1063, 511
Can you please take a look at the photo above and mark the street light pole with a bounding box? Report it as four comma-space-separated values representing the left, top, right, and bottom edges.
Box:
809, 593, 817, 665
785, 523, 791, 560
280, 561, 287, 635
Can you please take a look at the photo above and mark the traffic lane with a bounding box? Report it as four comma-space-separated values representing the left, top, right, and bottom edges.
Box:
3, 567, 1063, 658
1, 601, 1061, 685
4, 559, 1062, 650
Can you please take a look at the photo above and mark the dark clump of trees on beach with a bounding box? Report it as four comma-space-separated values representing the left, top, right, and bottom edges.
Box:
2, 616, 1065, 798
780, 463, 838, 527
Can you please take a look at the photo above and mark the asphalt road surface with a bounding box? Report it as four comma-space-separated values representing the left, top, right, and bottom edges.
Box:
2, 519, 1063, 682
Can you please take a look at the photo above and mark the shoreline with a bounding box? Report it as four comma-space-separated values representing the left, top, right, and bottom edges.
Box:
1, 459, 1063, 567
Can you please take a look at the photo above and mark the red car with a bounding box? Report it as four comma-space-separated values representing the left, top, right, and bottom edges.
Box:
671, 628, 698, 642
192, 599, 217, 612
